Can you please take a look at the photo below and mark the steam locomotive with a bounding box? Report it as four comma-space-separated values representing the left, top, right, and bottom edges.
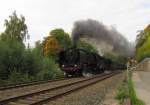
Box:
58, 47, 126, 77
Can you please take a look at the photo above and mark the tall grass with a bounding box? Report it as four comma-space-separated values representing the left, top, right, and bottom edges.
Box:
128, 71, 145, 105
116, 70, 145, 105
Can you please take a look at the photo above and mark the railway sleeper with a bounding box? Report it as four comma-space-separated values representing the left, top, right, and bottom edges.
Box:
8, 102, 27, 105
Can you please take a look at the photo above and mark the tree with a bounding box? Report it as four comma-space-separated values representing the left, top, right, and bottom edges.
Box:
50, 28, 71, 49
0, 12, 64, 83
43, 36, 60, 57
1, 11, 29, 43
136, 36, 150, 61
77, 40, 98, 53
43, 28, 71, 58
103, 52, 127, 64
34, 40, 43, 56
136, 30, 146, 48
136, 24, 150, 49
136, 24, 150, 61
0, 40, 25, 79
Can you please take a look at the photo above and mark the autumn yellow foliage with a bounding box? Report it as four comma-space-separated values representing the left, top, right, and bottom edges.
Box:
43, 36, 60, 57
144, 24, 150, 32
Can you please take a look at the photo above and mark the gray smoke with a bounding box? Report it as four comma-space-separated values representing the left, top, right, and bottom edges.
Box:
72, 19, 134, 57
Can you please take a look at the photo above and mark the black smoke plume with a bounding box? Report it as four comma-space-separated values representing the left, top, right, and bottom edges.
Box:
71, 19, 134, 57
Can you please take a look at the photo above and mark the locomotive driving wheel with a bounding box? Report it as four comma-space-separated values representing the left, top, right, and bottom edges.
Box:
64, 72, 69, 78
82, 65, 93, 77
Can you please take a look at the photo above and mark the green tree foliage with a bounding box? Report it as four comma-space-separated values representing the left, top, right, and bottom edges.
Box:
104, 52, 127, 64
0, 38, 62, 83
77, 40, 98, 53
50, 28, 71, 49
8, 70, 30, 83
37, 58, 63, 80
0, 11, 28, 80
0, 12, 63, 84
136, 30, 147, 49
35, 40, 43, 55
1, 11, 29, 42
136, 36, 150, 61
22, 49, 42, 76
0, 39, 25, 79
136, 24, 150, 61
0, 39, 41, 80
43, 28, 71, 59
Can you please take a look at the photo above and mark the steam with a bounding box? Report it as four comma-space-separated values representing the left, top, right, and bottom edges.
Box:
72, 19, 134, 57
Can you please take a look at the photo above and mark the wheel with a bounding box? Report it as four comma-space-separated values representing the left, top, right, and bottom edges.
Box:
82, 66, 93, 77
64, 72, 69, 78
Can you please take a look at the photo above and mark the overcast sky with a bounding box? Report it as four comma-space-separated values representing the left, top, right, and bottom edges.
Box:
0, 0, 149, 46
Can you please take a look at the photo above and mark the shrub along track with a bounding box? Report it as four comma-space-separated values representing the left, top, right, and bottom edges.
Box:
0, 71, 120, 105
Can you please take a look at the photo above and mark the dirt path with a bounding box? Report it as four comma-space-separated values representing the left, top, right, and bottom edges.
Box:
132, 71, 150, 105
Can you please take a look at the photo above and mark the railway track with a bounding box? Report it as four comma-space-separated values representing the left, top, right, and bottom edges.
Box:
0, 77, 66, 91
0, 77, 86, 101
0, 71, 120, 105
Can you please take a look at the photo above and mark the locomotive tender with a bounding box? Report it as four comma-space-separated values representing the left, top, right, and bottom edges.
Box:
58, 47, 125, 77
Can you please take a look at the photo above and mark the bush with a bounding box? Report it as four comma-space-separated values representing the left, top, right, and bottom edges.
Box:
0, 39, 25, 79
0, 38, 63, 84
8, 70, 30, 83
116, 86, 128, 101
37, 57, 63, 80
21, 49, 43, 76
115, 83, 129, 104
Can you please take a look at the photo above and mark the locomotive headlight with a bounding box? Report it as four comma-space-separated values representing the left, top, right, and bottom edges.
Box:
62, 65, 65, 67
74, 64, 77, 67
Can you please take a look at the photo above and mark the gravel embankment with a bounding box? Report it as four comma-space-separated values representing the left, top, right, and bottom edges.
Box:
45, 72, 125, 105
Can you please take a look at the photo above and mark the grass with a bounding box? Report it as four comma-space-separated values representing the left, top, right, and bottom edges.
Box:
128, 71, 145, 105
116, 70, 145, 105
115, 83, 129, 104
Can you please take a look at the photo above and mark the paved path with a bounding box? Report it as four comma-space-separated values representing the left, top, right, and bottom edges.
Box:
132, 71, 150, 105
